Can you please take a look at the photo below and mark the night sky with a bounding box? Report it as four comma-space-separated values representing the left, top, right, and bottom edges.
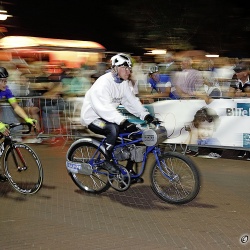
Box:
2, 0, 250, 57
3, 0, 126, 51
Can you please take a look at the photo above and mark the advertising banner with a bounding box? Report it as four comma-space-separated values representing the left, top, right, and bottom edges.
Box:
150, 99, 250, 149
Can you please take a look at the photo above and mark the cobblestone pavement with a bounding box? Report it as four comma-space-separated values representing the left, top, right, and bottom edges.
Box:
0, 144, 249, 249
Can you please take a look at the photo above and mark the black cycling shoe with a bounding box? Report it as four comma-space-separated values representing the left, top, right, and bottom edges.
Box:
129, 170, 144, 185
0, 174, 8, 182
101, 161, 120, 174
130, 177, 144, 184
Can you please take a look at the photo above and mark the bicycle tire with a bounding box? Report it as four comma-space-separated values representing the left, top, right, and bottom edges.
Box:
67, 141, 110, 194
3, 143, 43, 195
150, 151, 200, 204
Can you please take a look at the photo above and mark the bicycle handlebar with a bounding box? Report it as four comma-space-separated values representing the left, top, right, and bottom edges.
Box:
151, 119, 162, 126
8, 122, 34, 134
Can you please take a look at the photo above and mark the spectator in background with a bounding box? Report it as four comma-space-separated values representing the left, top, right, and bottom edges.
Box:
131, 56, 146, 92
228, 61, 250, 98
90, 60, 109, 84
199, 59, 222, 98
228, 61, 250, 159
158, 52, 179, 74
171, 57, 210, 103
128, 75, 139, 96
62, 68, 91, 97
19, 73, 42, 135
156, 52, 179, 100
148, 66, 161, 93
172, 57, 210, 155
143, 66, 173, 101
40, 81, 65, 133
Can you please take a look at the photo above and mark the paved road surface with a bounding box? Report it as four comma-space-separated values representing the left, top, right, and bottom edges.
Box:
0, 143, 249, 249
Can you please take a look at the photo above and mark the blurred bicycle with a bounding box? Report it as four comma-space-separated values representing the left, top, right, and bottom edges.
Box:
0, 122, 43, 194
66, 119, 200, 204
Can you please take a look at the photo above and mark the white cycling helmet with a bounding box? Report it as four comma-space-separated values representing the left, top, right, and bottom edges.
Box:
149, 65, 159, 74
110, 53, 132, 68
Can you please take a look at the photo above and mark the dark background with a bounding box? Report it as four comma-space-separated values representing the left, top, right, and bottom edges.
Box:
2, 0, 250, 57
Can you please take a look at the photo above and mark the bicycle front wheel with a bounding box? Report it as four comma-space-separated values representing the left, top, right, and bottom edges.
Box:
3, 143, 43, 195
67, 142, 110, 194
150, 151, 200, 204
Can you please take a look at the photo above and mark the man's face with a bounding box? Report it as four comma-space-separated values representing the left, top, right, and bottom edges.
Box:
235, 70, 248, 81
117, 66, 132, 80
0, 78, 7, 91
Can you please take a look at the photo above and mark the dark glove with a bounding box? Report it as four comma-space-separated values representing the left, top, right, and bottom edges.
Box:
120, 120, 138, 133
144, 114, 155, 124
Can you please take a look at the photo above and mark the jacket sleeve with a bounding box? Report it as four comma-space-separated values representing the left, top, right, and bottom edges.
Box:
88, 81, 126, 125
121, 84, 150, 120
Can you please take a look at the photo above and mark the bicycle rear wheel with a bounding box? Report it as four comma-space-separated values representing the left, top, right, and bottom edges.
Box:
150, 151, 200, 204
67, 142, 110, 194
3, 143, 43, 195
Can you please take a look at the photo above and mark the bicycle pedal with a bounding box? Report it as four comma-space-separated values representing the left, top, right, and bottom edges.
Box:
108, 166, 131, 192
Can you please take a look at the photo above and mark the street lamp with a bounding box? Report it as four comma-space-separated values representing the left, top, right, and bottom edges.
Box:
0, 5, 12, 21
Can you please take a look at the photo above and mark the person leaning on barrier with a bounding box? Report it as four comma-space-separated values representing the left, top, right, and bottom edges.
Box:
81, 53, 155, 180
228, 61, 250, 98
229, 62, 250, 159
0, 67, 37, 182
171, 57, 212, 104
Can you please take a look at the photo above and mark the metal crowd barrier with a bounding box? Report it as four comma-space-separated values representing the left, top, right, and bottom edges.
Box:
0, 96, 88, 143
1, 95, 244, 149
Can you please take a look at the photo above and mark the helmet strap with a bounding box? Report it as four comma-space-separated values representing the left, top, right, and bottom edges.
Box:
111, 67, 123, 83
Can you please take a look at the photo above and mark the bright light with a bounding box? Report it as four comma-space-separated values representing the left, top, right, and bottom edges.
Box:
145, 49, 167, 55
0, 9, 12, 20
206, 54, 219, 58
0, 36, 106, 51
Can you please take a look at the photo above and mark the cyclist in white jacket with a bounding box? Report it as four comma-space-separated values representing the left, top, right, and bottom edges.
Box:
81, 53, 154, 174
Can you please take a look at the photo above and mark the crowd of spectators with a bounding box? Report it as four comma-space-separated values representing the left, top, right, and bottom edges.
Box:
0, 53, 249, 155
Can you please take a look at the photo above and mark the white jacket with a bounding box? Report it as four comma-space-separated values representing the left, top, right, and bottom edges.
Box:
81, 72, 149, 126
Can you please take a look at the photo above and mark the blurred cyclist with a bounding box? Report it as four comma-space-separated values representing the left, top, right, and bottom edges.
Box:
0, 67, 37, 182
81, 53, 155, 179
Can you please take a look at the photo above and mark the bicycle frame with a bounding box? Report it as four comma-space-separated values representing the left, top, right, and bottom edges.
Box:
8, 142, 28, 171
88, 130, 173, 181
66, 123, 200, 203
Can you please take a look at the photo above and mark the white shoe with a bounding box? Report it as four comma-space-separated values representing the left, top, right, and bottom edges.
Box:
13, 137, 22, 142
238, 151, 246, 158
198, 152, 221, 159
23, 138, 42, 144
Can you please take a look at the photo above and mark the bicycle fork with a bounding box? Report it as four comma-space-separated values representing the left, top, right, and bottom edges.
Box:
153, 149, 179, 182
10, 144, 27, 172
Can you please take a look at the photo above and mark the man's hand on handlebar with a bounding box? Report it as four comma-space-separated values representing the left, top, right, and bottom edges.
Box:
144, 114, 159, 124
25, 118, 37, 128
120, 119, 138, 133
0, 122, 10, 136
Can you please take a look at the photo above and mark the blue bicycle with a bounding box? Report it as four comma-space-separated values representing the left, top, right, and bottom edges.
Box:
66, 120, 200, 204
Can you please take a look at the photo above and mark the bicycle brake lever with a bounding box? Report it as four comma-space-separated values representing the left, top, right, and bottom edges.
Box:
22, 123, 32, 134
